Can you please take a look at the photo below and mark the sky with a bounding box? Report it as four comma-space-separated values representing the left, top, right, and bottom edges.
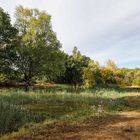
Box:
0, 0, 140, 68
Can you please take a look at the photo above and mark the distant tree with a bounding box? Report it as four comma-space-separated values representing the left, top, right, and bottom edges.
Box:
124, 70, 134, 86
132, 70, 140, 86
99, 59, 118, 86
113, 69, 125, 86
100, 67, 115, 85
4, 6, 65, 91
106, 59, 117, 71
83, 60, 99, 88
61, 47, 90, 90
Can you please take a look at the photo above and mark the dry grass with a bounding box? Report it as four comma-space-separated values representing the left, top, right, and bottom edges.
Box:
2, 111, 140, 140
0, 88, 140, 140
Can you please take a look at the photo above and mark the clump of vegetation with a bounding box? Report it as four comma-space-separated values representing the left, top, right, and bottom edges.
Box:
0, 101, 28, 135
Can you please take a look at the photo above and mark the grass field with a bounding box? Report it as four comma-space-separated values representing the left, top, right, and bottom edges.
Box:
0, 86, 140, 140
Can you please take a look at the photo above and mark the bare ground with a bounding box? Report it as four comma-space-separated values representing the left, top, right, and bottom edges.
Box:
4, 111, 139, 140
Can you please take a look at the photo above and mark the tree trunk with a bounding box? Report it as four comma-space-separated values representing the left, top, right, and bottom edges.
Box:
24, 73, 31, 92
25, 81, 30, 92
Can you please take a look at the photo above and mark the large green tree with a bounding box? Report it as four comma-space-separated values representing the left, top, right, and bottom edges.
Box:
8, 6, 65, 90
0, 7, 17, 84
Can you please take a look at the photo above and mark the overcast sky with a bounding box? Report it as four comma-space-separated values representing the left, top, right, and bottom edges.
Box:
0, 0, 140, 68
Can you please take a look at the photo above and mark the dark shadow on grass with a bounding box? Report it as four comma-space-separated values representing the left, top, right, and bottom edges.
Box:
1, 84, 140, 94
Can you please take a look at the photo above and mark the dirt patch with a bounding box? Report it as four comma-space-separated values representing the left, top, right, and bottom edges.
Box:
4, 111, 140, 140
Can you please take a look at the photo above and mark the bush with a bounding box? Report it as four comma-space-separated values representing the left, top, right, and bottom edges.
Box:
0, 101, 28, 135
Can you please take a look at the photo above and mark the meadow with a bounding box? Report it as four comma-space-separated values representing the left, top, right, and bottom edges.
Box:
1, 3, 140, 140
0, 86, 140, 139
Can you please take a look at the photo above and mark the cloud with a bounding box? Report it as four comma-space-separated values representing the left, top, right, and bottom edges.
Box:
0, 0, 140, 68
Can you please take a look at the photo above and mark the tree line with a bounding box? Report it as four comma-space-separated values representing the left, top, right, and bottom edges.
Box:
0, 6, 140, 91
57, 47, 140, 89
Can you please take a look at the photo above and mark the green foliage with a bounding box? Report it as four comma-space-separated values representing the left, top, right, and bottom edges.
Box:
100, 67, 116, 85
0, 6, 65, 90
124, 71, 134, 86
99, 60, 117, 85
83, 60, 99, 88
0, 7, 18, 85
60, 47, 90, 88
133, 70, 140, 86
0, 7, 17, 47
0, 74, 8, 84
0, 6, 140, 89
113, 69, 125, 86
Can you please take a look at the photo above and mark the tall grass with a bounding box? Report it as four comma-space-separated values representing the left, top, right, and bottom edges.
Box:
0, 87, 139, 136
